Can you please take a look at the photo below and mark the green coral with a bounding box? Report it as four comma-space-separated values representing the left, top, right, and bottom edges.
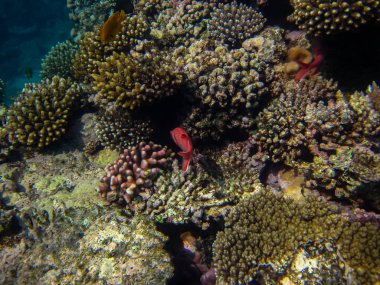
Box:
40, 40, 78, 79
213, 189, 380, 284
6, 76, 82, 149
288, 0, 380, 36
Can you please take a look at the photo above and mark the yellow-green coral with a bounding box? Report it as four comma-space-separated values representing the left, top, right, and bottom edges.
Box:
288, 0, 380, 36
213, 189, 380, 284
6, 76, 82, 149
91, 49, 182, 110
40, 40, 78, 80
73, 14, 149, 82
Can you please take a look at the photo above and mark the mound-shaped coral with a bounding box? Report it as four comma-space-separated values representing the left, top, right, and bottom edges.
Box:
213, 189, 380, 284
288, 0, 380, 36
40, 40, 78, 79
151, 1, 212, 46
98, 142, 173, 208
91, 49, 182, 110
208, 1, 266, 47
95, 112, 153, 151
73, 13, 149, 82
6, 76, 82, 149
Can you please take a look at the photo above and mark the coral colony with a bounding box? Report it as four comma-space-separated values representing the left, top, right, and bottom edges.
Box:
0, 0, 380, 284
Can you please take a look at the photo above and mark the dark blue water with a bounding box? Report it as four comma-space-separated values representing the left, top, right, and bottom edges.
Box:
0, 0, 72, 105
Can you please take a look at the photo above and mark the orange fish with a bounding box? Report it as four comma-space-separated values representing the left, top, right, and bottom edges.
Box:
100, 10, 126, 43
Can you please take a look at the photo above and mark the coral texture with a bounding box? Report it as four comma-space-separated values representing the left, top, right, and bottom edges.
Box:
40, 40, 78, 79
213, 189, 380, 284
91, 49, 182, 110
288, 0, 380, 36
6, 76, 82, 149
95, 112, 153, 151
208, 1, 266, 47
73, 13, 149, 82
98, 142, 173, 208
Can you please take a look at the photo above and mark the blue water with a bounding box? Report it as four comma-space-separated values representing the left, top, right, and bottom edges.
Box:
0, 0, 72, 105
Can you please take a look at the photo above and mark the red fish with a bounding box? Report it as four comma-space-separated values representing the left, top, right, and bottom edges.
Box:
295, 48, 324, 81
170, 127, 193, 172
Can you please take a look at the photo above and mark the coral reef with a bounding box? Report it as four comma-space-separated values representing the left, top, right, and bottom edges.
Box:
91, 48, 183, 110
40, 40, 78, 80
255, 77, 339, 163
208, 1, 266, 47
6, 76, 83, 149
95, 112, 153, 151
151, 1, 212, 46
98, 142, 174, 208
288, 0, 380, 36
67, 0, 117, 41
73, 13, 149, 82
141, 141, 266, 229
213, 189, 380, 284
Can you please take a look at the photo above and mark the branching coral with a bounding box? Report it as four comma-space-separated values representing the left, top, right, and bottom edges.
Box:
208, 1, 266, 47
73, 13, 149, 82
91, 49, 183, 110
98, 142, 174, 208
213, 189, 380, 284
67, 0, 117, 41
151, 1, 212, 46
95, 112, 153, 151
255, 77, 340, 163
288, 0, 380, 36
6, 76, 83, 149
40, 40, 78, 80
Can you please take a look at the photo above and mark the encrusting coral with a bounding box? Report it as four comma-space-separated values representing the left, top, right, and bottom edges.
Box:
95, 112, 153, 151
98, 142, 174, 208
208, 1, 266, 47
288, 0, 380, 36
40, 40, 78, 80
213, 188, 380, 284
6, 76, 83, 149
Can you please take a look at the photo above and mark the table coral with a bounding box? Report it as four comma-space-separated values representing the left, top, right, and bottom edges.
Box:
40, 40, 78, 80
288, 0, 380, 36
98, 142, 174, 208
6, 76, 83, 149
208, 1, 266, 47
213, 188, 380, 284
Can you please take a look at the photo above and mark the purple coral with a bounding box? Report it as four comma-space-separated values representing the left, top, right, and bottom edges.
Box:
98, 142, 173, 207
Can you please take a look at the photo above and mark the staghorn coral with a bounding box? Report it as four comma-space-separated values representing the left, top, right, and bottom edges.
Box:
208, 1, 266, 47
288, 0, 380, 36
98, 142, 173, 208
367, 81, 380, 111
6, 76, 82, 149
40, 40, 78, 80
95, 112, 153, 151
213, 189, 380, 284
73, 13, 149, 82
91, 48, 183, 110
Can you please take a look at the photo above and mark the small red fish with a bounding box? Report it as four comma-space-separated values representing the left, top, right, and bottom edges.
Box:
170, 127, 193, 172
295, 48, 324, 81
